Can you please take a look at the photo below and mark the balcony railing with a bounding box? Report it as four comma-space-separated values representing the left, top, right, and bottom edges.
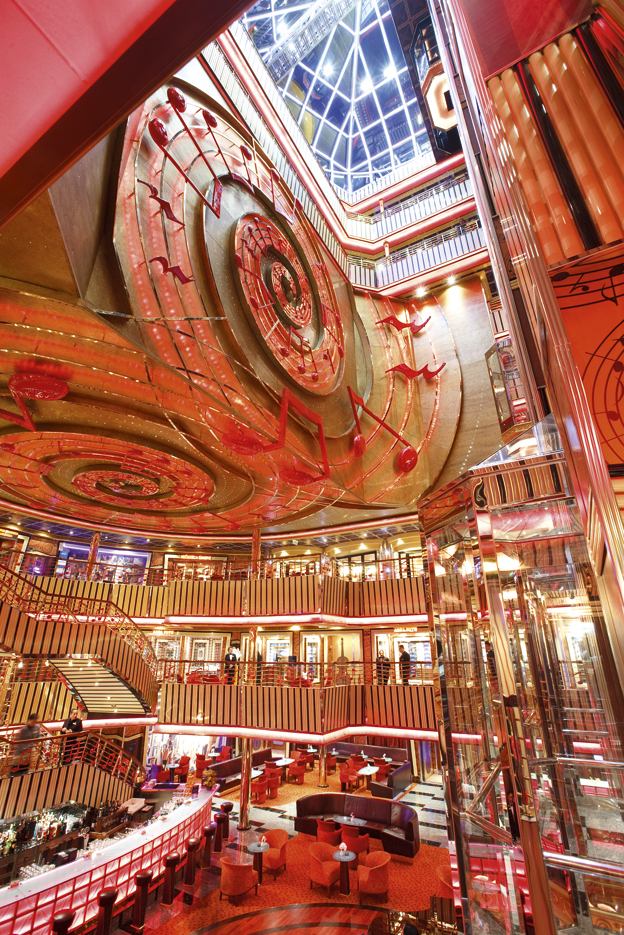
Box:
344, 171, 472, 240
7, 554, 424, 586
157, 658, 434, 687
349, 218, 485, 288
0, 728, 143, 785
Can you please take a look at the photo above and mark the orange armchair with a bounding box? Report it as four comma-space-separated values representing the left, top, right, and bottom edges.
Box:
309, 842, 340, 897
316, 818, 339, 835
327, 755, 337, 773
357, 852, 391, 903
288, 762, 306, 784
251, 778, 268, 803
263, 829, 289, 879
267, 775, 281, 799
220, 856, 259, 902
318, 827, 341, 846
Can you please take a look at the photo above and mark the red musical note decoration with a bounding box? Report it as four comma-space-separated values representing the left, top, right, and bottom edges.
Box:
347, 386, 418, 473
137, 180, 183, 224
234, 253, 274, 307
386, 361, 446, 380
0, 374, 69, 432
263, 389, 331, 485
269, 167, 301, 225
379, 314, 431, 335
148, 116, 222, 218
201, 108, 256, 195
321, 303, 345, 359
149, 256, 194, 284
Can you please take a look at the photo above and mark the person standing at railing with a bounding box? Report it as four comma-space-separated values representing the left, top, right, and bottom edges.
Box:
13, 712, 41, 773
376, 651, 390, 685
61, 707, 83, 764
224, 646, 237, 684
398, 644, 411, 684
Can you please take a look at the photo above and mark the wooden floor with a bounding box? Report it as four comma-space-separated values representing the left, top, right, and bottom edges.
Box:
186, 903, 382, 935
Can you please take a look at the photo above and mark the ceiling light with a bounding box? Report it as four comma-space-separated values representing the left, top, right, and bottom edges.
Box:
289, 625, 300, 631
416, 287, 426, 298
280, 550, 288, 557
323, 64, 333, 78
397, 539, 404, 545
384, 66, 394, 79
447, 276, 456, 285
334, 547, 340, 554
359, 543, 366, 549
305, 550, 311, 555
361, 76, 373, 93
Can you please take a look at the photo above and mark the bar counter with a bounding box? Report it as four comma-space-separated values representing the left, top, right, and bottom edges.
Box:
0, 787, 215, 935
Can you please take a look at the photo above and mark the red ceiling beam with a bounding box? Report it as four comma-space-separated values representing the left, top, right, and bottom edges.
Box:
0, 0, 256, 231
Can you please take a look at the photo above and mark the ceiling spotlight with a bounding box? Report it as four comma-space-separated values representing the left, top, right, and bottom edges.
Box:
384, 65, 394, 79
334, 547, 341, 554
323, 63, 333, 78
416, 287, 426, 298
447, 276, 456, 285
359, 543, 366, 549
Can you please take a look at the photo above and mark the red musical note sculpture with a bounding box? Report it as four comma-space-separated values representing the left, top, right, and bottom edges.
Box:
234, 253, 274, 306
137, 180, 183, 224
269, 168, 302, 225
263, 389, 331, 485
149, 256, 194, 284
201, 108, 256, 195
0, 374, 69, 432
148, 117, 222, 218
386, 361, 446, 380
379, 314, 431, 335
347, 386, 418, 473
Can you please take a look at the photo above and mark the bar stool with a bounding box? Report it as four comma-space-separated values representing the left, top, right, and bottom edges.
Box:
162, 852, 180, 905
52, 911, 75, 935
220, 801, 234, 840
214, 812, 228, 853
202, 822, 217, 868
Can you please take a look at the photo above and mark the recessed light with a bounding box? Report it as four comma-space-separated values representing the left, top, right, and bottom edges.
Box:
447, 276, 456, 285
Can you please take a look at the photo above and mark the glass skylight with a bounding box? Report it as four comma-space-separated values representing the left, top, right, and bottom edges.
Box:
242, 0, 431, 196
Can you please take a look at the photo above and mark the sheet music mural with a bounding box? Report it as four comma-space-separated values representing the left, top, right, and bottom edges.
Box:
551, 246, 624, 465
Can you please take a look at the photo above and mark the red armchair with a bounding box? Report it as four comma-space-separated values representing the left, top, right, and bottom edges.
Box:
309, 842, 340, 897
156, 769, 169, 783
263, 829, 289, 879
216, 745, 232, 763
341, 826, 370, 867
340, 768, 359, 791
326, 755, 337, 773
220, 856, 259, 902
267, 775, 281, 799
318, 828, 341, 846
174, 756, 190, 781
288, 762, 306, 784
357, 852, 391, 903
251, 778, 268, 803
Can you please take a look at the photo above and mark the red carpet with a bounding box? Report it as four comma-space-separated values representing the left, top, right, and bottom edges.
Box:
147, 834, 451, 935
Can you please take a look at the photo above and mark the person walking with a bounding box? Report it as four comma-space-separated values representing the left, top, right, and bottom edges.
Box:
13, 713, 41, 774
398, 644, 411, 684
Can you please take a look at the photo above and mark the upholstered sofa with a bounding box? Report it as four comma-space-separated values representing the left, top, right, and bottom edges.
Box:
211, 748, 273, 792
329, 742, 409, 767
369, 760, 413, 799
294, 792, 420, 858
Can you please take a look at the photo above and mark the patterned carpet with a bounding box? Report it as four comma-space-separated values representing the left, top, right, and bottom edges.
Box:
145, 826, 451, 934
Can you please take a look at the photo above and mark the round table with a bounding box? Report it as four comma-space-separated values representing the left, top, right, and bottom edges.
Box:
248, 841, 270, 883
333, 850, 355, 895
274, 758, 294, 767
358, 765, 378, 790
250, 769, 263, 779
335, 815, 367, 827
306, 746, 318, 753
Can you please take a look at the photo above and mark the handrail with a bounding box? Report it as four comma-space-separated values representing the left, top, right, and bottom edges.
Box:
349, 217, 482, 270
530, 756, 624, 770
26, 554, 425, 585
543, 852, 624, 881
157, 658, 434, 686
0, 564, 157, 674
346, 171, 471, 225
0, 728, 144, 786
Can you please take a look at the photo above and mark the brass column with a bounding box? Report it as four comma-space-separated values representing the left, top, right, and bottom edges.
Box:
318, 744, 328, 788
237, 737, 252, 830
86, 532, 100, 580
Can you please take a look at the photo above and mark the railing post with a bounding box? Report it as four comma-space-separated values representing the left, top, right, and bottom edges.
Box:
162, 852, 180, 905
52, 911, 76, 935
96, 887, 118, 935
122, 869, 152, 935
237, 737, 252, 831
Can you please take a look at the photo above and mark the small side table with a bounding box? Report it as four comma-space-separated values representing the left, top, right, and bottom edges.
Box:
248, 841, 270, 884
357, 765, 378, 790
333, 850, 355, 896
